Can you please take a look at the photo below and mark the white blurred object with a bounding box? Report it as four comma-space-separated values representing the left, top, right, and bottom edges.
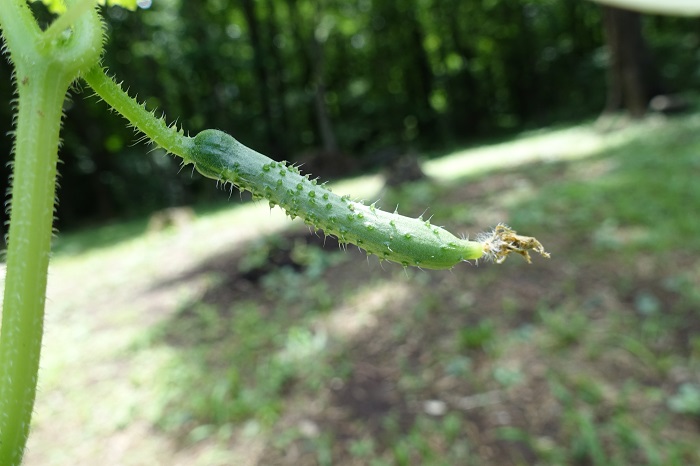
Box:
591, 0, 700, 16
423, 399, 448, 416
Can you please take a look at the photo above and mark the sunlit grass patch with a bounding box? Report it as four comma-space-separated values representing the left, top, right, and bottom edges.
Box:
510, 114, 700, 255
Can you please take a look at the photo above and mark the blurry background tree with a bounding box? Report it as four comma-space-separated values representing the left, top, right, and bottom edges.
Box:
1, 0, 698, 234
594, 0, 700, 118
600, 5, 662, 117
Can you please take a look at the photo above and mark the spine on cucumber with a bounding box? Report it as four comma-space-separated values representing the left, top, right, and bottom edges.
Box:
188, 129, 484, 269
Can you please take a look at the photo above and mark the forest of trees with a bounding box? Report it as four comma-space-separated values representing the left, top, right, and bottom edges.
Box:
1, 0, 698, 229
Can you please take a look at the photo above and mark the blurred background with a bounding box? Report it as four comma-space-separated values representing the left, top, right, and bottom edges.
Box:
1, 0, 699, 229
2, 0, 700, 465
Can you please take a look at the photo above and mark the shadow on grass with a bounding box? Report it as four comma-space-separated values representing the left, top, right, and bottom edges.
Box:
50, 216, 152, 258
50, 200, 242, 258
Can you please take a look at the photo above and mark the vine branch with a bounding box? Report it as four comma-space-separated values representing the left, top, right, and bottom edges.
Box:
82, 66, 194, 159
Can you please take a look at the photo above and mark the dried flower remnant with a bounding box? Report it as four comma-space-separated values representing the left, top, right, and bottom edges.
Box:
478, 224, 550, 264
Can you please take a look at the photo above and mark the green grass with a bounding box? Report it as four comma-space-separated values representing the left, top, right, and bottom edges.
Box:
510, 115, 700, 254
6, 114, 700, 465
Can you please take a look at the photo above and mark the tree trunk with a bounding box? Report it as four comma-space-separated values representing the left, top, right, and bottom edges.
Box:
241, 0, 287, 156
309, 8, 339, 156
405, 1, 435, 129
264, 0, 292, 151
285, 0, 339, 157
601, 5, 662, 118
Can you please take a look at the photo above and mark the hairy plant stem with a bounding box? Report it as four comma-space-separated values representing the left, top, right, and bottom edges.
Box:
0, 1, 102, 463
0, 64, 73, 466
83, 66, 194, 157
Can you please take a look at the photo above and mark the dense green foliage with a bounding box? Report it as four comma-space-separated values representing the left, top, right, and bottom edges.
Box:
0, 1, 698, 231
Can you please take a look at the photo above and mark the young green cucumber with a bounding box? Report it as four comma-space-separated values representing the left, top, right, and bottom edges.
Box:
187, 129, 484, 269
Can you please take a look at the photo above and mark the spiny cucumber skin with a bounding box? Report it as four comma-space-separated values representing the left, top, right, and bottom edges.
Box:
189, 129, 483, 269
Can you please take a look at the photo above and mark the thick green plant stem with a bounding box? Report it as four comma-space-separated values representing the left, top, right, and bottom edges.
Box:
0, 1, 41, 47
0, 1, 103, 464
0, 63, 73, 466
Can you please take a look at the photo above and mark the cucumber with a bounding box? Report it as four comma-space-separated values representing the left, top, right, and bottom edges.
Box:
189, 129, 484, 269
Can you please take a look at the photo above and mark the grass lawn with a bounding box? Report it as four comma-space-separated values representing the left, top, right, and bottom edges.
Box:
5, 113, 700, 465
